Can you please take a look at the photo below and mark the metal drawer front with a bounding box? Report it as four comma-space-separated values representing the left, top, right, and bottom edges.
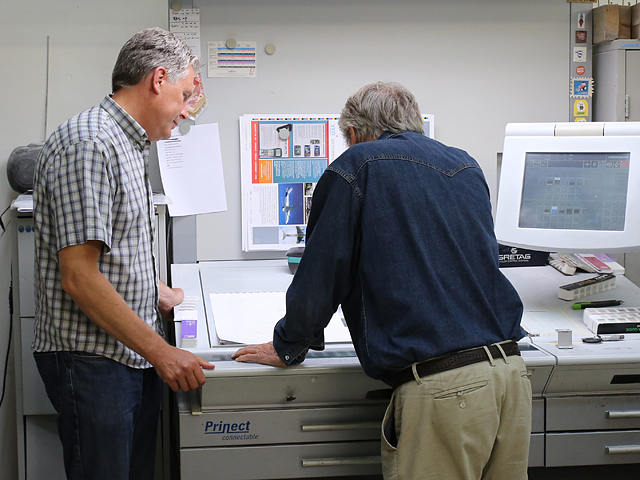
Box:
180, 441, 383, 480
200, 372, 388, 409
527, 366, 554, 397
179, 405, 386, 448
546, 431, 640, 466
531, 398, 545, 433
529, 433, 544, 467
547, 395, 640, 431
545, 365, 640, 396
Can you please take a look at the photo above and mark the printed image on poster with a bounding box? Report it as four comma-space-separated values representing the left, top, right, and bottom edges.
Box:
279, 184, 304, 225
281, 226, 306, 244
304, 182, 316, 223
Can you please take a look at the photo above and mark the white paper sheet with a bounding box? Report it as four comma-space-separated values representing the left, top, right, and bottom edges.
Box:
521, 310, 592, 337
169, 7, 201, 58
157, 123, 227, 217
209, 292, 352, 345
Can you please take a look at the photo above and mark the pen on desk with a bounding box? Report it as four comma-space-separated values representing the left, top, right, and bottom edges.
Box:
572, 300, 624, 310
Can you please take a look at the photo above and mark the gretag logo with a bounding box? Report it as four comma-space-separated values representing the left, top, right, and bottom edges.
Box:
204, 420, 259, 440
499, 247, 531, 262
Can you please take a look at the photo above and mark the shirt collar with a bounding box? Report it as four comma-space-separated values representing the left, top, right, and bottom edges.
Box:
100, 95, 149, 151
378, 131, 396, 141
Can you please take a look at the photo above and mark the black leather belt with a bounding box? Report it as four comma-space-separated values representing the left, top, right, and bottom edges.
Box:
390, 341, 521, 389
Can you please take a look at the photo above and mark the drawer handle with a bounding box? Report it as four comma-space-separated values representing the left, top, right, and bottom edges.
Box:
189, 389, 202, 416
606, 445, 640, 455
301, 421, 380, 432
302, 456, 381, 467
606, 410, 640, 419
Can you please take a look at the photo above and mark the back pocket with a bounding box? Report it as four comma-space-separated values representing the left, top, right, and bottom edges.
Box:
433, 380, 488, 400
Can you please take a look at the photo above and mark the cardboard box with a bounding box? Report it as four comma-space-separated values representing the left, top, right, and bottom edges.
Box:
633, 4, 640, 39
593, 5, 631, 44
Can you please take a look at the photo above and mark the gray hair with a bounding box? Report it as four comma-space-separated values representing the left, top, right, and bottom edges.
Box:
338, 82, 424, 146
111, 27, 200, 93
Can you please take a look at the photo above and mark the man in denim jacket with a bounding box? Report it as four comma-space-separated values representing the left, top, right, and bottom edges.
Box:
234, 82, 532, 479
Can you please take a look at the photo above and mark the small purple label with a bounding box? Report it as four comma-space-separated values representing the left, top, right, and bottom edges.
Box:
182, 320, 197, 339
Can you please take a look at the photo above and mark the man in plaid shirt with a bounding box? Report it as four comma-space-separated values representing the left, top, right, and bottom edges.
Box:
32, 28, 215, 480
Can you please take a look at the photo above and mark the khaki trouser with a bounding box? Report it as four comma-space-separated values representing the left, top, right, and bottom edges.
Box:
381, 353, 532, 480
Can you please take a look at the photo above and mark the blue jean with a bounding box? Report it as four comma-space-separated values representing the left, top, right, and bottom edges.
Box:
34, 351, 163, 480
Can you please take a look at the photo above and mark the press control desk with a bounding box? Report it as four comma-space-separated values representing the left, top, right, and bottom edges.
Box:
10, 198, 171, 480
503, 266, 640, 468
171, 261, 563, 479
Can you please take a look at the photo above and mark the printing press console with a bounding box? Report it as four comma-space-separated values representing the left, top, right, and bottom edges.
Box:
10, 197, 171, 480
172, 260, 563, 479
504, 267, 640, 468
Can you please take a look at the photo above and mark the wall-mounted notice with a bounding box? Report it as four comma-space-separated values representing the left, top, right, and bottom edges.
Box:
239, 114, 434, 251
169, 7, 201, 58
422, 114, 435, 139
169, 7, 207, 118
157, 123, 227, 217
239, 114, 347, 251
208, 41, 257, 77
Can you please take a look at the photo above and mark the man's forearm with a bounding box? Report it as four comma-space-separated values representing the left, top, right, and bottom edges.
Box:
62, 264, 171, 363
158, 280, 184, 320
58, 240, 213, 391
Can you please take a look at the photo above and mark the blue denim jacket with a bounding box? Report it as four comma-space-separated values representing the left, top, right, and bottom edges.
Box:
274, 131, 525, 385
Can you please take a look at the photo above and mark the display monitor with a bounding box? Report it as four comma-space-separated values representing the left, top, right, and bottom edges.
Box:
495, 122, 640, 253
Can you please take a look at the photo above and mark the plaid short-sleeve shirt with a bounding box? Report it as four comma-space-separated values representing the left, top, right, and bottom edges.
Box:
33, 95, 161, 368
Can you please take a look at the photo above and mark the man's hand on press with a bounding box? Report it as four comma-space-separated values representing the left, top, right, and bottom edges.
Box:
152, 345, 215, 392
232, 341, 287, 368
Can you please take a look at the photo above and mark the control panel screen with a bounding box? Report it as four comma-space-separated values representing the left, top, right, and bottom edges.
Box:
519, 152, 630, 232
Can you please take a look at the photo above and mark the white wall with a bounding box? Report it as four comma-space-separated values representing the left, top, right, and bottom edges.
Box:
0, 0, 611, 477
191, 0, 572, 261
0, 2, 167, 478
